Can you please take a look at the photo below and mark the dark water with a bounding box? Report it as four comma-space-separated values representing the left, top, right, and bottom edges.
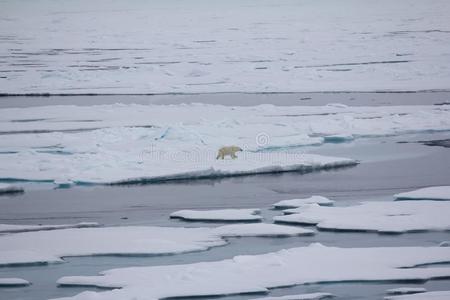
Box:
0, 94, 449, 300
1, 91, 450, 108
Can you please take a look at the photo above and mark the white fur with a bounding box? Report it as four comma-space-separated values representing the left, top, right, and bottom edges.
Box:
216, 146, 243, 160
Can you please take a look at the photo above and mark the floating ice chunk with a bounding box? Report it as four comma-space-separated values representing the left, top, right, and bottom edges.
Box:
0, 226, 225, 266
0, 278, 31, 287
325, 103, 348, 108
54, 179, 75, 188
394, 186, 450, 201
273, 196, 334, 209
439, 241, 450, 247
170, 209, 262, 222
273, 201, 450, 233
0, 183, 23, 195
0, 222, 100, 234
2, 103, 450, 186
386, 287, 427, 295
251, 292, 334, 300
384, 291, 450, 300
213, 223, 314, 237
0, 224, 312, 266
53, 244, 450, 300
323, 134, 354, 143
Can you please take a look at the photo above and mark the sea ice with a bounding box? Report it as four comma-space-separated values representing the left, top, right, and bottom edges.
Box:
323, 134, 354, 143
0, 224, 312, 266
439, 241, 450, 247
0, 222, 100, 234
170, 208, 262, 222
2, 103, 449, 186
273, 196, 334, 209
1, 0, 450, 94
384, 291, 450, 300
250, 293, 334, 300
0, 183, 23, 195
394, 186, 450, 201
386, 287, 427, 295
0, 278, 31, 287
54, 244, 450, 300
273, 201, 450, 233
213, 223, 314, 237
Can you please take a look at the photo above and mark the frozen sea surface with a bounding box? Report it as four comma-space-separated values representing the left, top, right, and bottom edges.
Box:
1, 0, 450, 94
54, 244, 450, 300
1, 102, 449, 185
274, 201, 450, 233
394, 186, 450, 201
0, 93, 449, 300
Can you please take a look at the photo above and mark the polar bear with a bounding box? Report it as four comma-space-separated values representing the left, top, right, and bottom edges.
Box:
216, 146, 243, 160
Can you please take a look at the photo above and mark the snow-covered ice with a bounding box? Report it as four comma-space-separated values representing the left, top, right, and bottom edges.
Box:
0, 278, 31, 287
384, 291, 450, 300
395, 186, 450, 201
250, 293, 334, 300
273, 196, 334, 209
2, 103, 450, 185
170, 208, 262, 222
0, 224, 312, 266
386, 287, 427, 295
54, 244, 450, 300
1, 0, 450, 94
0, 222, 99, 234
273, 201, 450, 233
0, 183, 23, 194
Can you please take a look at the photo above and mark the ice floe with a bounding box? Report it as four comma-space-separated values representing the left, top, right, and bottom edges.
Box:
386, 287, 427, 295
213, 223, 314, 237
1, 0, 450, 94
0, 183, 23, 194
170, 208, 262, 222
0, 224, 312, 266
395, 186, 450, 201
0, 278, 31, 287
273, 196, 334, 209
0, 222, 99, 234
2, 103, 450, 186
384, 291, 450, 300
54, 244, 450, 300
273, 201, 450, 233
251, 293, 334, 300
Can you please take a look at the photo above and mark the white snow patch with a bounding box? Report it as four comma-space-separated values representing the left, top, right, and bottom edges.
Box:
170, 209, 262, 222
384, 291, 450, 300
0, 224, 312, 266
386, 287, 427, 295
0, 278, 31, 287
273, 201, 450, 233
250, 293, 334, 300
395, 186, 450, 201
53, 244, 450, 300
273, 196, 334, 209
0, 222, 100, 234
0, 183, 23, 194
